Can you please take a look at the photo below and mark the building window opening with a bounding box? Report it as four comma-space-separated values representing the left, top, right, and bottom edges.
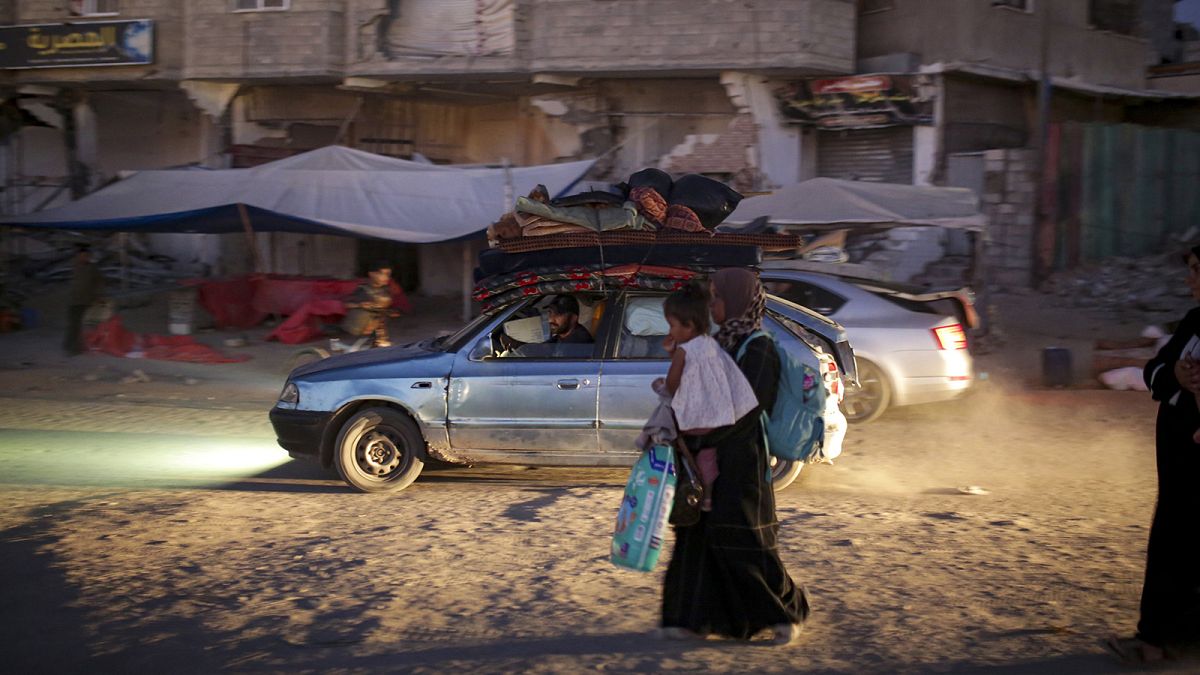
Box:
234, 0, 290, 12
991, 0, 1032, 11
1088, 0, 1139, 36
70, 0, 118, 16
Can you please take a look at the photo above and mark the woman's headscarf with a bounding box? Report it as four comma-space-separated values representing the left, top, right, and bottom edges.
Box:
711, 268, 765, 352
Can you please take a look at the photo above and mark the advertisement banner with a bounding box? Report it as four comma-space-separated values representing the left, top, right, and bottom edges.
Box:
776, 74, 934, 129
0, 20, 154, 69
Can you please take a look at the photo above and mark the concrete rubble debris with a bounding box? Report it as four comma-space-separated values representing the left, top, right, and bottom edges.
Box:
119, 369, 152, 385
1042, 252, 1195, 322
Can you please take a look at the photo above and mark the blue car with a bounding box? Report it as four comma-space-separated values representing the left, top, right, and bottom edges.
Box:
270, 286, 856, 493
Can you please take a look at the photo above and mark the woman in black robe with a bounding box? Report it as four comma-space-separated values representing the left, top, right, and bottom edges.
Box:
1106, 248, 1200, 665
660, 268, 810, 644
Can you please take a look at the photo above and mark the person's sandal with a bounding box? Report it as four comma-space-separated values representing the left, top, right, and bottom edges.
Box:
1103, 635, 1170, 665
771, 623, 804, 646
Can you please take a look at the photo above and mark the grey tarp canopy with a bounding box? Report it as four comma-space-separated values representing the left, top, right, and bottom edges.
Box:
726, 177, 986, 231
0, 145, 596, 242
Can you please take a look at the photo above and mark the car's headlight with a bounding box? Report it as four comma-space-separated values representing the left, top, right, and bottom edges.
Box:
279, 382, 299, 404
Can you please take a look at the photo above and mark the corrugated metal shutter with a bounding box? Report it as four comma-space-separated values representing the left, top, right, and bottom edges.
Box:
817, 127, 914, 184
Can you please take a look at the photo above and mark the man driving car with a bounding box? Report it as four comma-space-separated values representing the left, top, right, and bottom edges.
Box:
545, 295, 594, 344
498, 294, 593, 356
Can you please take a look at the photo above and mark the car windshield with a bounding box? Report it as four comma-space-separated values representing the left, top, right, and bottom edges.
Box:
440, 308, 503, 352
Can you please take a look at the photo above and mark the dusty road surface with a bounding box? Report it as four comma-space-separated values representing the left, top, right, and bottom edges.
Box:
0, 383, 1188, 674
0, 292, 1195, 674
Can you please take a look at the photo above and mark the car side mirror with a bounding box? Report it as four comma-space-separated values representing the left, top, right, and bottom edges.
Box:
469, 337, 494, 361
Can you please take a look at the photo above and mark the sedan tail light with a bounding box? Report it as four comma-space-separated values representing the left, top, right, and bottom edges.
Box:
932, 323, 968, 350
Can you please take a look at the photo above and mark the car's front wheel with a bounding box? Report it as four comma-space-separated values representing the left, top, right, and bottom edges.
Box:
770, 456, 804, 491
334, 407, 425, 493
841, 358, 891, 424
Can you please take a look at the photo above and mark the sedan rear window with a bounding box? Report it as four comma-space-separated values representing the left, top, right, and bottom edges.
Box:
763, 280, 847, 316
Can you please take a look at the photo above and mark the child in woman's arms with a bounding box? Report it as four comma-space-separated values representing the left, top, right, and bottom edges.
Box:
652, 282, 758, 509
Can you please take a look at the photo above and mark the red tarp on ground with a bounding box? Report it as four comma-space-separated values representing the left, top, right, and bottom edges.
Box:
264, 298, 346, 345
191, 276, 265, 329
86, 316, 251, 363
190, 274, 411, 332
251, 277, 362, 317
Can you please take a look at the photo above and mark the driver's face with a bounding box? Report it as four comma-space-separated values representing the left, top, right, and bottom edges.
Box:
547, 311, 575, 335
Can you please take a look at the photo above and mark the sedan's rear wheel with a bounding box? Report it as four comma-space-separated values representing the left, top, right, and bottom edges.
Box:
334, 407, 425, 493
770, 456, 804, 491
841, 358, 891, 424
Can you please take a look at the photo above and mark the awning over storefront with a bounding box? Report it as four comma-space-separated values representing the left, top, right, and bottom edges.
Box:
725, 177, 986, 231
0, 145, 595, 243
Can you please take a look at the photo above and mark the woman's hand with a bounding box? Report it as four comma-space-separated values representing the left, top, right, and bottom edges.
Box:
1175, 358, 1200, 392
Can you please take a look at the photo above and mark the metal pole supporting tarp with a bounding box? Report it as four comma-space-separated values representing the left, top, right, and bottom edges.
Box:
462, 240, 472, 322
236, 202, 260, 273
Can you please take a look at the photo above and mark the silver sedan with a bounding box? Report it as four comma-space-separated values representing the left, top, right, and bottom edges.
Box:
761, 268, 975, 423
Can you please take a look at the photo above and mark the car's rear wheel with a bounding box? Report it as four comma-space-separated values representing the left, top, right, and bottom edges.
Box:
334, 407, 425, 493
841, 358, 891, 424
770, 456, 804, 490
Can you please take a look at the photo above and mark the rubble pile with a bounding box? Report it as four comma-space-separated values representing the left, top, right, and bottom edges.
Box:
1041, 252, 1195, 320
4, 230, 206, 298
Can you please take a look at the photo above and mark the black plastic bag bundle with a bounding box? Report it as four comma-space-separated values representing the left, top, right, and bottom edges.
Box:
551, 190, 626, 208
668, 174, 744, 230
622, 167, 673, 200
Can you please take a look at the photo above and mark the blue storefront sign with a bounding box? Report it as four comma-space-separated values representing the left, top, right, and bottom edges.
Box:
0, 20, 154, 69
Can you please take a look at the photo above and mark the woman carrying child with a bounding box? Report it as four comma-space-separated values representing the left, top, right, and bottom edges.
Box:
659, 269, 809, 645
655, 282, 759, 510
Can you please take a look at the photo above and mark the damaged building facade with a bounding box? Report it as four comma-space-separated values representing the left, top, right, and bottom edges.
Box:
853, 0, 1200, 288
0, 0, 856, 294
1, 0, 1196, 293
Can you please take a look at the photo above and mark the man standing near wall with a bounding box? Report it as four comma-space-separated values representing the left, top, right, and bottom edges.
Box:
64, 245, 103, 356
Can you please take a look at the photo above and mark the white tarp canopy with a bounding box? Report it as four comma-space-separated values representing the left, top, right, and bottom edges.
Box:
1, 145, 595, 243
726, 177, 986, 231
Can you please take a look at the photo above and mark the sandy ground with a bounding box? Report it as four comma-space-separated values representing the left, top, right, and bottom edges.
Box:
0, 288, 1195, 674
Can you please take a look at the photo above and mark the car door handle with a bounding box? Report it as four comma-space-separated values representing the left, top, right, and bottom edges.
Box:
557, 379, 580, 390
411, 381, 433, 389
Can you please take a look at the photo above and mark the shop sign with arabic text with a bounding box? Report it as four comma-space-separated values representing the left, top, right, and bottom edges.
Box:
0, 20, 154, 69
776, 74, 934, 129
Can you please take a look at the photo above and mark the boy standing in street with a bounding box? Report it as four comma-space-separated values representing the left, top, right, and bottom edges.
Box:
340, 260, 395, 348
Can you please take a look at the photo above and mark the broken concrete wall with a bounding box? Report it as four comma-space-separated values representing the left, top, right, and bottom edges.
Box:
658, 115, 760, 191
980, 148, 1037, 290
843, 227, 957, 285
